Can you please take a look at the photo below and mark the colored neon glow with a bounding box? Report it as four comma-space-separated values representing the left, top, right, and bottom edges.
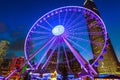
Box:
63, 37, 97, 75
36, 37, 56, 69
23, 6, 107, 76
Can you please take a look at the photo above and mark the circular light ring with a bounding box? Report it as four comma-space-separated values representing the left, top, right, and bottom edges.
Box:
24, 6, 108, 68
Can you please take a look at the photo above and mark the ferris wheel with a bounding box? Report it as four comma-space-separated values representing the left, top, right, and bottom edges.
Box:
24, 6, 107, 74
24, 6, 108, 74
5, 6, 108, 79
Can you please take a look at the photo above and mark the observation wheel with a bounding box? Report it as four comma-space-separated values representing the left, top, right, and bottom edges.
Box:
24, 6, 108, 76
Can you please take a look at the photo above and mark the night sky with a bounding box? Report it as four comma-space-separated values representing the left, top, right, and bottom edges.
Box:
0, 0, 120, 62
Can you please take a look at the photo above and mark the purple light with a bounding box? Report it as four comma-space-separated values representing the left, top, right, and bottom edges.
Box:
37, 24, 51, 31
23, 6, 108, 77
78, 9, 81, 12
40, 20, 42, 23
55, 11, 58, 14
41, 43, 57, 70
64, 12, 75, 27
45, 20, 53, 28
99, 55, 104, 60
43, 18, 46, 20
56, 45, 60, 70
59, 10, 62, 12
24, 37, 55, 68
36, 37, 56, 69
94, 61, 99, 67
69, 8, 72, 11
51, 13, 54, 16
73, 8, 77, 12
103, 48, 107, 53
62, 10, 68, 25
106, 42, 109, 47
63, 37, 97, 75
62, 42, 71, 71
86, 11, 90, 15
82, 9, 86, 14
5, 70, 17, 80
47, 15, 50, 18
31, 31, 50, 34
65, 9, 68, 11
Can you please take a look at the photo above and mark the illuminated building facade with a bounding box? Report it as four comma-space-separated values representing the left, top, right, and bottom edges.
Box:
44, 48, 81, 78
0, 40, 9, 66
84, 0, 119, 75
0, 40, 10, 77
0, 59, 11, 77
45, 50, 57, 73
66, 49, 81, 73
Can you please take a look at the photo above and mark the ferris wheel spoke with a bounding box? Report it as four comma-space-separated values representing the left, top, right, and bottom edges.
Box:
37, 24, 52, 31
64, 12, 76, 27
62, 37, 89, 72
41, 42, 57, 70
45, 20, 54, 28
87, 20, 100, 28
66, 13, 83, 28
63, 37, 97, 75
67, 38, 93, 57
68, 35, 104, 46
29, 36, 48, 41
26, 36, 53, 55
34, 40, 46, 47
68, 31, 104, 36
62, 42, 71, 72
83, 31, 104, 35
29, 35, 51, 41
23, 36, 56, 69
26, 40, 47, 51
31, 31, 51, 34
62, 11, 68, 25
67, 19, 86, 30
56, 44, 60, 70
36, 37, 57, 69
58, 12, 61, 24
68, 26, 87, 32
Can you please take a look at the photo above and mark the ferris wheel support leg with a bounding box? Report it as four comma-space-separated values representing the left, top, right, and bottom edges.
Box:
63, 38, 97, 75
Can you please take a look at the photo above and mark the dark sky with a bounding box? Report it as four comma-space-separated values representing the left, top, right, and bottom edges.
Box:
0, 0, 120, 61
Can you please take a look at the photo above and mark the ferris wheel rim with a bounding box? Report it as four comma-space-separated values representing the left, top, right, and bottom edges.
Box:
24, 6, 108, 68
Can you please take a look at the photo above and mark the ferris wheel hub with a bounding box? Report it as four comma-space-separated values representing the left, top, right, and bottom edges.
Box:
52, 25, 65, 36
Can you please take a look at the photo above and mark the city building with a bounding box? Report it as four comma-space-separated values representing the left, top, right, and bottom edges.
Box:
0, 40, 10, 66
44, 48, 81, 79
0, 40, 10, 78
0, 58, 11, 77
84, 0, 120, 76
